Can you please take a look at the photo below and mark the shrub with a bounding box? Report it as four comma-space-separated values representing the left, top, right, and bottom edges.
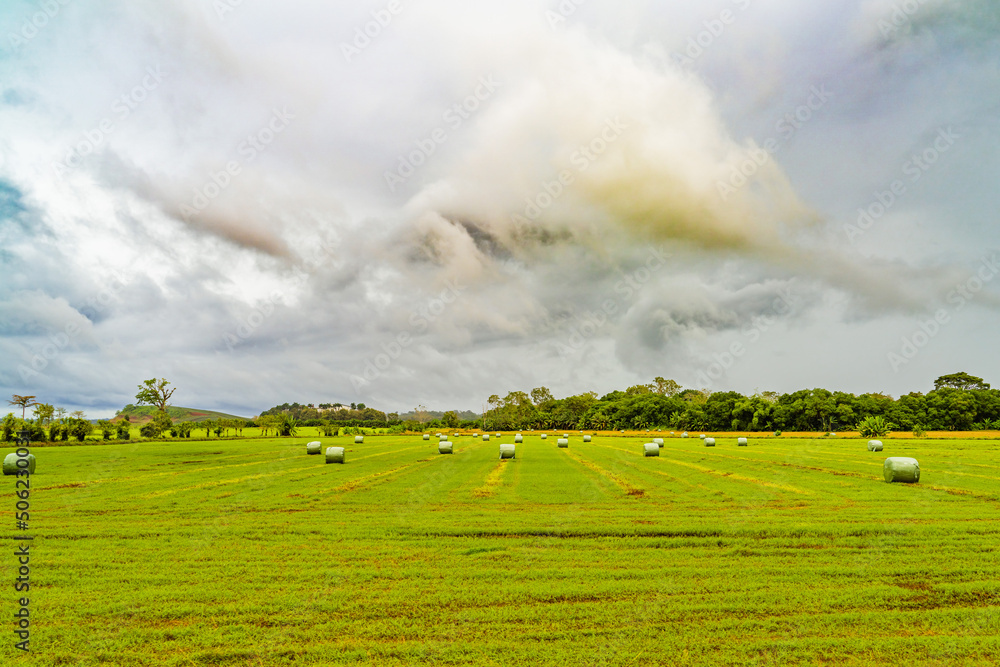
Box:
857, 415, 894, 438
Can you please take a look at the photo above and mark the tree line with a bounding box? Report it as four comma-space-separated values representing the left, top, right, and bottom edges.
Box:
480, 372, 999, 434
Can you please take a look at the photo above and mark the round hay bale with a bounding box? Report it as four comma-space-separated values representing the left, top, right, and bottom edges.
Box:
423, 434, 430, 441
306, 441, 322, 455
499, 444, 516, 459
653, 438, 664, 446
884, 457, 919, 483
704, 437, 716, 447
483, 434, 490, 441
439, 442, 453, 454
514, 434, 523, 443
440, 435, 448, 441
473, 433, 478, 437
3, 452, 35, 475
643, 443, 659, 457
868, 440, 884, 452
540, 434, 547, 440
325, 447, 346, 464
557, 438, 569, 448
681, 432, 689, 438
354, 435, 364, 444
699, 434, 706, 440
563, 433, 569, 438
738, 437, 748, 446
453, 433, 460, 438
495, 433, 501, 437
583, 435, 592, 442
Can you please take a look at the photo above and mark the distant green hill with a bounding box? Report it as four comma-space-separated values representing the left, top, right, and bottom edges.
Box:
116, 405, 247, 423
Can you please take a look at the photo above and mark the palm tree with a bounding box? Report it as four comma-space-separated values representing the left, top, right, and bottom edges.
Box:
8, 395, 38, 419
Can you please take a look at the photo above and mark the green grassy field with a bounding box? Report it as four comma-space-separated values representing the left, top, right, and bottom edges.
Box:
5, 434, 1000, 665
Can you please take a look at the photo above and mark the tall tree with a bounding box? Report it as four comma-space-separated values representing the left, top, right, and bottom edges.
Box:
934, 372, 990, 391
8, 395, 38, 419
653, 377, 682, 397
530, 387, 554, 406
32, 403, 54, 425
135, 378, 176, 413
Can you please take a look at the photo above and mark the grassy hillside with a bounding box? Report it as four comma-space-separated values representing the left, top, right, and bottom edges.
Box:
115, 404, 247, 423
13, 433, 1000, 664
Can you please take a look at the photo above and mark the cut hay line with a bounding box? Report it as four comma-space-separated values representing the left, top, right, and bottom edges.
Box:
138, 444, 442, 498
582, 439, 813, 495
657, 459, 815, 496
140, 463, 300, 498
326, 460, 439, 494
472, 461, 509, 498
37, 482, 87, 491
562, 450, 645, 497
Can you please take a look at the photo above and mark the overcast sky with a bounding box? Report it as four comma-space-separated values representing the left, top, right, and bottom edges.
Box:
1, 0, 998, 418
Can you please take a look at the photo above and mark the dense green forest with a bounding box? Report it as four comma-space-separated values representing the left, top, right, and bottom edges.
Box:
479, 372, 1000, 433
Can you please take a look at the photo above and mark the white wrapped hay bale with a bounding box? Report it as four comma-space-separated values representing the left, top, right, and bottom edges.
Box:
515, 434, 523, 443
653, 438, 664, 447
473, 433, 478, 437
643, 443, 659, 457
423, 434, 430, 441
496, 433, 501, 437
563, 434, 569, 438
884, 457, 919, 483
738, 437, 748, 446
3, 452, 35, 475
540, 434, 547, 440
439, 442, 453, 454
325, 447, 346, 464
483, 434, 490, 441
306, 441, 322, 455
557, 438, 569, 448
681, 432, 688, 438
868, 440, 883, 452
700, 434, 706, 440
354, 435, 364, 444
499, 444, 516, 459
440, 435, 448, 441
704, 438, 716, 447
583, 435, 591, 442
